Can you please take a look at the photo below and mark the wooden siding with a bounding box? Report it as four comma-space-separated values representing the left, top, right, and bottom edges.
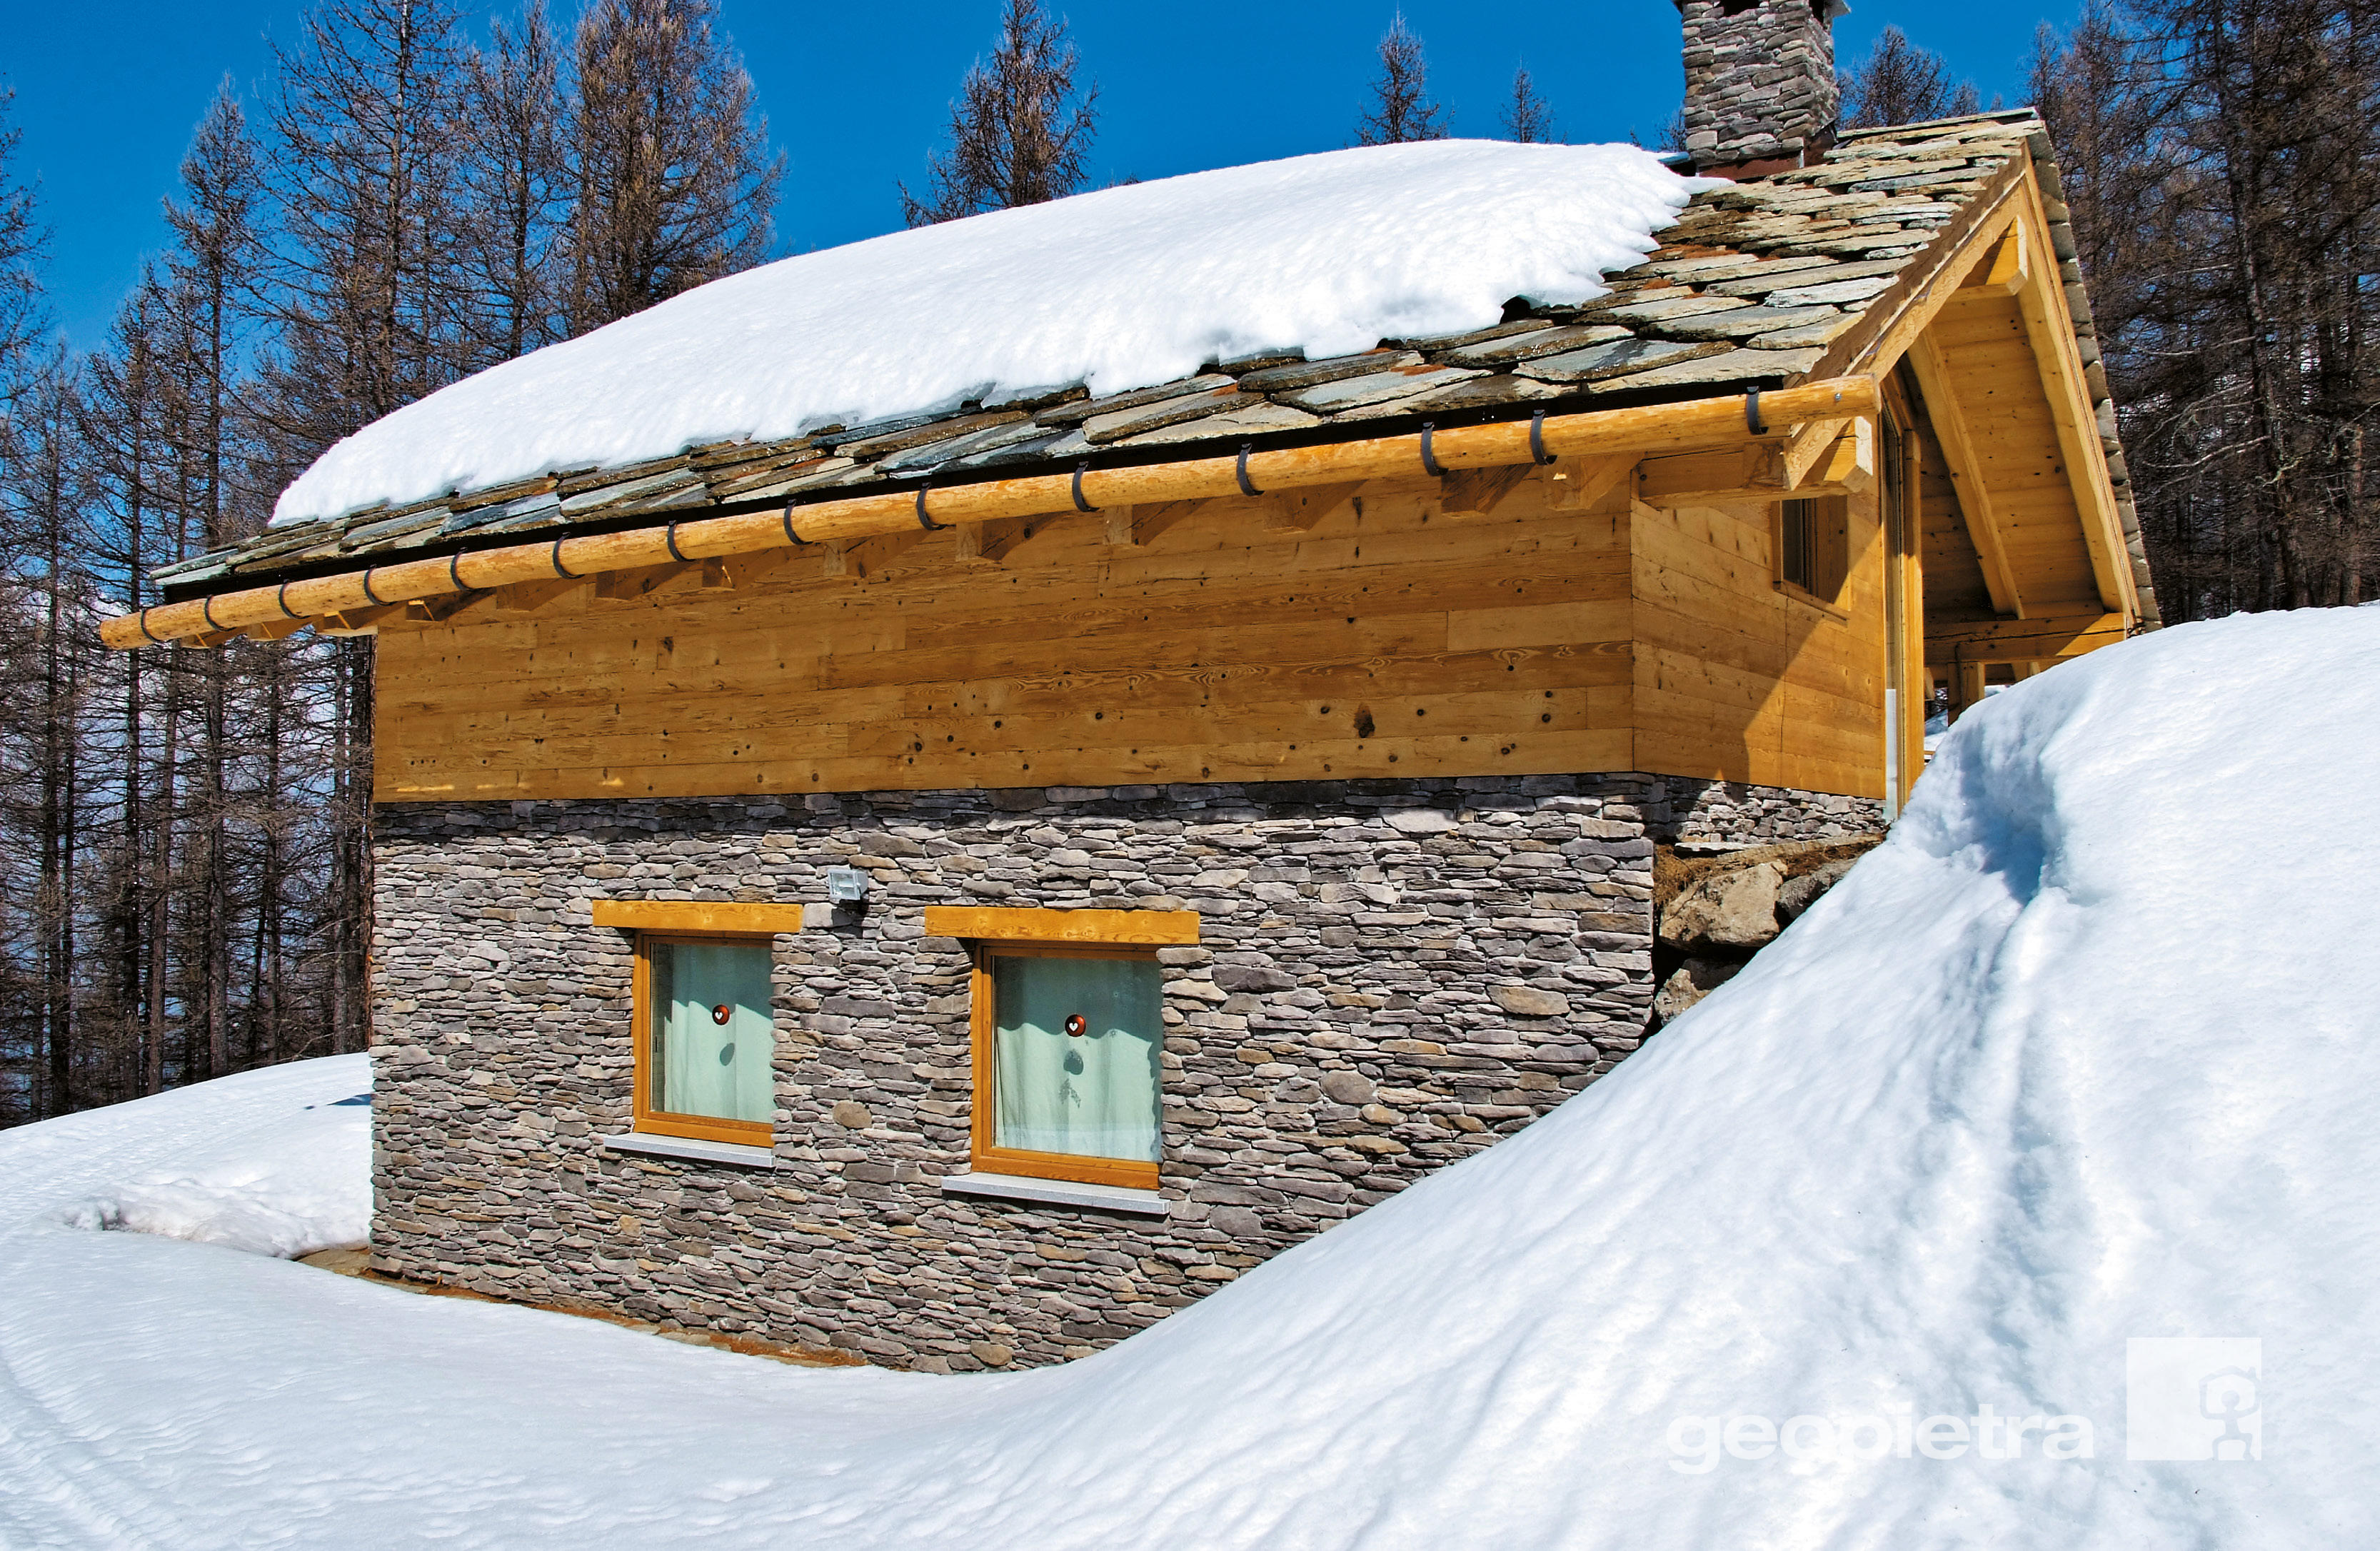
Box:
1628, 483, 1890, 800
374, 473, 1642, 801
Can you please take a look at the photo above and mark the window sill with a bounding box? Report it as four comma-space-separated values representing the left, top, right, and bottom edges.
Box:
1773, 579, 1851, 623
939, 1170, 1170, 1217
599, 1132, 780, 1170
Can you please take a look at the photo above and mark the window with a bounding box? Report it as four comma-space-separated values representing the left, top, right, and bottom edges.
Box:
633, 933, 777, 1146
1776, 495, 1850, 609
925, 905, 1197, 1190
983, 948, 1163, 1180
593, 901, 803, 1155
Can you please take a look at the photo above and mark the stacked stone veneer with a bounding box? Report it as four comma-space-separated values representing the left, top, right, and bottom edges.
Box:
368, 774, 1881, 1371
1675, 0, 1841, 169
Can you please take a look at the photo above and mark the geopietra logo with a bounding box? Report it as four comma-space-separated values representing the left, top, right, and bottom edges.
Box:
1666, 1403, 2094, 1472
2127, 1337, 2262, 1461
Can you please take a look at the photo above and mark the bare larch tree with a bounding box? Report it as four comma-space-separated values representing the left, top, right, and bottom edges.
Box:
566, 0, 780, 333
1503, 66, 1557, 144
0, 89, 48, 403
1356, 13, 1449, 145
463, 1, 571, 361
1840, 25, 1980, 129
2040, 0, 2379, 616
900, 0, 1099, 226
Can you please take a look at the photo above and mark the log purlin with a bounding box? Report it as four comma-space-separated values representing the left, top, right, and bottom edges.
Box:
100, 376, 1882, 649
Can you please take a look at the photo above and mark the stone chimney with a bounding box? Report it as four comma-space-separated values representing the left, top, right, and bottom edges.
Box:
1674, 0, 1847, 177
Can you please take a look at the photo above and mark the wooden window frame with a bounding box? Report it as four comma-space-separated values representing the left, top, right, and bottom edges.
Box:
926, 905, 1198, 1192
1772, 494, 1852, 620
968, 942, 1165, 1190
629, 928, 778, 1148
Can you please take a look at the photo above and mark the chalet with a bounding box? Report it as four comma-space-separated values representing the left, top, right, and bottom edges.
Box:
103, 0, 2156, 1372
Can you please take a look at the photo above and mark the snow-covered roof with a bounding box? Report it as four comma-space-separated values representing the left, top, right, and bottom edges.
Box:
159, 114, 2137, 600
274, 141, 1701, 528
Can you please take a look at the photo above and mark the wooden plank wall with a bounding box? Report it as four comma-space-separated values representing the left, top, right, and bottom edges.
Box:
1627, 486, 1889, 801
373, 473, 1644, 801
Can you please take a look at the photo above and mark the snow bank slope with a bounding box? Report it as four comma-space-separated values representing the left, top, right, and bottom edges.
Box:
5, 609, 2377, 1548
273, 141, 1695, 524
46, 1059, 369, 1258
0, 1054, 368, 1230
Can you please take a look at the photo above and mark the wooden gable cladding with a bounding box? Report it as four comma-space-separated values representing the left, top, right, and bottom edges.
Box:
371, 470, 1641, 802
1887, 176, 2137, 625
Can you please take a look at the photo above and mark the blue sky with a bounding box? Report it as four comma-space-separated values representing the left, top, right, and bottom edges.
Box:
9, 1, 2089, 351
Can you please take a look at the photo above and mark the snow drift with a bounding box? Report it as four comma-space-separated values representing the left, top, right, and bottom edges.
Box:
5, 606, 2379, 1547
271, 141, 1698, 526
53, 1080, 368, 1258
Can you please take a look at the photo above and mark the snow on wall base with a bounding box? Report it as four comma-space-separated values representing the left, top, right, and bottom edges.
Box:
368, 773, 1879, 1367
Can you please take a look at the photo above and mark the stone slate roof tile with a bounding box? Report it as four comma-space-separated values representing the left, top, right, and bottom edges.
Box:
1083, 385, 1258, 443
1662, 303, 1844, 341
834, 408, 1028, 460
1517, 337, 1731, 383
1232, 349, 1420, 393
1595, 344, 1824, 392
179, 111, 2135, 598
1274, 364, 1481, 413
1747, 314, 1862, 350
1117, 400, 1322, 446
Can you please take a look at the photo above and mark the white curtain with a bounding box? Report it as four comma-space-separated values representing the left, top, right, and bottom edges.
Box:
651, 940, 774, 1123
992, 955, 1161, 1161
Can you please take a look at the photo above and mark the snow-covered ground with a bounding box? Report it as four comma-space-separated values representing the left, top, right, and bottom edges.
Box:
6, 605, 2377, 1547
46, 1070, 368, 1259
273, 141, 1697, 525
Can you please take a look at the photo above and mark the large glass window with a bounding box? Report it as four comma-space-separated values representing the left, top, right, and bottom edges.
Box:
974, 947, 1163, 1188
636, 934, 775, 1145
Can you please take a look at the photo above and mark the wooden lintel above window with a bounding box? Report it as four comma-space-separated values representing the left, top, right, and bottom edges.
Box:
592, 899, 808, 934
923, 905, 1200, 945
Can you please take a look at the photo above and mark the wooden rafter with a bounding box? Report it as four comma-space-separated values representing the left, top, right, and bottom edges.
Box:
1106, 498, 1210, 548
956, 514, 1044, 566
1264, 481, 1363, 531
1781, 417, 1849, 489
594, 561, 697, 601
1928, 611, 2127, 663
1905, 330, 2023, 618
703, 548, 796, 588
1437, 466, 1532, 519
1537, 453, 1635, 512
2007, 200, 2135, 616
493, 576, 586, 614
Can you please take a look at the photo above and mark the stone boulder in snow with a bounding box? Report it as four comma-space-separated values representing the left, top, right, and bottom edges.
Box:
1658, 861, 1787, 952
1776, 855, 1859, 925
1652, 958, 1744, 1022
1650, 838, 1883, 1025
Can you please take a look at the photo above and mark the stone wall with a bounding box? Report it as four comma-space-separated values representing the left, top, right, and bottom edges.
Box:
1656, 775, 1884, 849
1676, 0, 1842, 169
367, 773, 1881, 1370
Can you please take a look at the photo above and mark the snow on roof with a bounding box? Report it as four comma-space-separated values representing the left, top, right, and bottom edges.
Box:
9, 606, 2376, 1542
271, 141, 1698, 526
